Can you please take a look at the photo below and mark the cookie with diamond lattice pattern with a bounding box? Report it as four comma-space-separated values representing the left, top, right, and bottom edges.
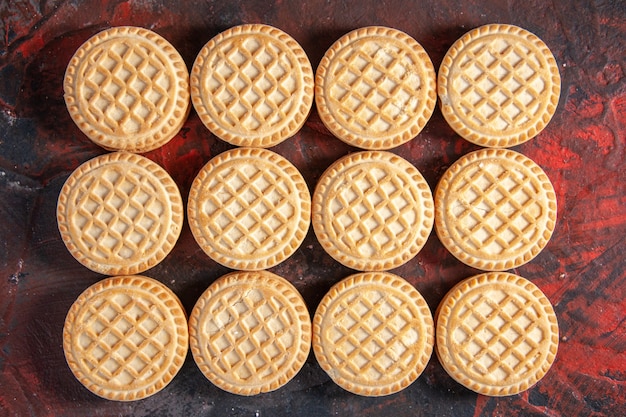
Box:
438, 24, 560, 147
316, 26, 436, 150
313, 151, 433, 271
313, 272, 434, 396
63, 276, 188, 401
189, 271, 311, 395
191, 24, 313, 147
187, 148, 310, 270
57, 152, 183, 275
64, 26, 190, 152
435, 149, 556, 271
436, 272, 558, 396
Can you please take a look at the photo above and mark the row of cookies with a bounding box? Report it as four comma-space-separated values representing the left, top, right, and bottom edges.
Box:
64, 23, 560, 153
57, 113, 558, 274
56, 146, 555, 277
63, 268, 557, 400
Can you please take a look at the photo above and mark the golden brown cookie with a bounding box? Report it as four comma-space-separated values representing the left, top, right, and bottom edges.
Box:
187, 147, 310, 270
313, 272, 434, 396
434, 149, 557, 271
64, 26, 190, 153
313, 151, 433, 271
63, 275, 188, 401
57, 152, 183, 275
435, 272, 559, 396
191, 24, 314, 147
316, 26, 436, 150
438, 24, 561, 147
189, 271, 311, 395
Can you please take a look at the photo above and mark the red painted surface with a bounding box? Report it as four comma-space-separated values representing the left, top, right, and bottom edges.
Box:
0, 1, 624, 416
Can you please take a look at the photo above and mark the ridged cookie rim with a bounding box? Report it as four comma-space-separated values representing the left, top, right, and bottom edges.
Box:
312, 150, 434, 271
190, 24, 314, 148
57, 152, 184, 275
64, 26, 190, 153
63, 275, 189, 401
434, 148, 557, 271
188, 270, 311, 396
316, 26, 437, 150
187, 147, 311, 270
435, 272, 559, 396
438, 24, 561, 148
312, 272, 434, 396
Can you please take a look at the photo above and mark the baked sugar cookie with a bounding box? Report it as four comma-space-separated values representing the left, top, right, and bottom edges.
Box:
434, 149, 557, 271
191, 24, 313, 147
313, 272, 433, 396
63, 276, 188, 401
64, 26, 190, 152
57, 152, 183, 275
189, 271, 311, 395
187, 148, 310, 270
316, 26, 436, 150
313, 151, 433, 271
436, 272, 558, 396
438, 24, 560, 147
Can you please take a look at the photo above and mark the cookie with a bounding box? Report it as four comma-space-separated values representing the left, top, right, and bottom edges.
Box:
64, 26, 190, 153
187, 147, 310, 270
63, 275, 188, 401
191, 24, 314, 147
57, 152, 183, 275
316, 26, 436, 150
312, 151, 433, 271
313, 272, 434, 396
189, 270, 311, 395
434, 149, 557, 271
438, 24, 561, 147
435, 272, 559, 396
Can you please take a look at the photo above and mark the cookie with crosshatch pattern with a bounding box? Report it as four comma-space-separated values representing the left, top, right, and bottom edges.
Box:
316, 26, 436, 150
438, 24, 561, 148
191, 24, 314, 147
57, 152, 183, 275
187, 148, 310, 270
312, 151, 433, 271
434, 149, 557, 271
189, 270, 311, 395
64, 26, 190, 153
63, 275, 188, 401
435, 272, 558, 396
313, 272, 434, 396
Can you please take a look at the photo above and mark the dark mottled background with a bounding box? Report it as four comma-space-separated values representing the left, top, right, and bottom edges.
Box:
1, 0, 624, 416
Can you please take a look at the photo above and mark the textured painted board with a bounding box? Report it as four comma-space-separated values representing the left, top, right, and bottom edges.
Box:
1, 0, 625, 416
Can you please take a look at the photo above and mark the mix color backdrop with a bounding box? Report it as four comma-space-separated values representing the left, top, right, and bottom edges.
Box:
0, 0, 624, 416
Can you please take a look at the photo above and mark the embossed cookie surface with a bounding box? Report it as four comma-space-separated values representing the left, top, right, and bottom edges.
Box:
316, 26, 436, 150
438, 24, 560, 147
64, 26, 190, 152
313, 272, 434, 396
63, 276, 188, 401
187, 148, 310, 270
436, 272, 558, 396
189, 271, 311, 395
57, 152, 183, 275
434, 149, 557, 271
313, 151, 433, 271
191, 24, 314, 147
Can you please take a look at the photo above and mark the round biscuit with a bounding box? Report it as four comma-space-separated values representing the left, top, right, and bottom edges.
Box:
189, 270, 311, 395
316, 26, 436, 150
63, 275, 188, 401
64, 26, 190, 152
435, 272, 559, 396
438, 24, 561, 147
